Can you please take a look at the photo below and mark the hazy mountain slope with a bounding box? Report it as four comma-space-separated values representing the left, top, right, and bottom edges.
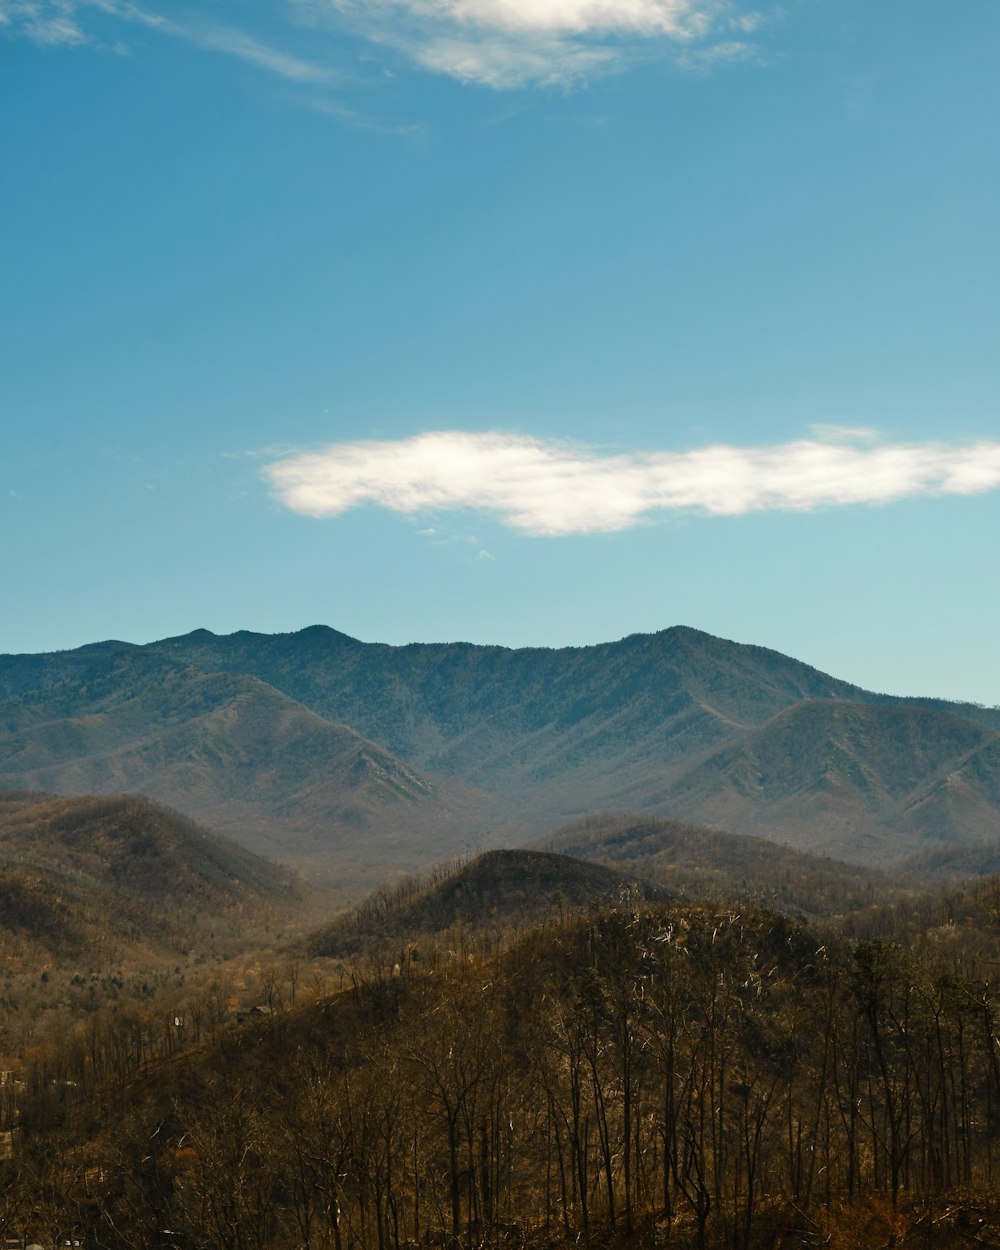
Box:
537, 811, 903, 917
900, 734, 1000, 839
0, 791, 295, 960
662, 701, 1000, 863
309, 847, 675, 957
140, 626, 1000, 840
2, 625, 999, 871
0, 654, 491, 869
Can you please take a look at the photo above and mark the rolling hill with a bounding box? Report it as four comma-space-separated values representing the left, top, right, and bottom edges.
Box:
536, 811, 908, 917
307, 847, 676, 957
0, 790, 296, 961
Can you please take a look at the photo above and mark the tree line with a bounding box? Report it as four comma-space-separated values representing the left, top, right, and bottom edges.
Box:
6, 898, 1000, 1249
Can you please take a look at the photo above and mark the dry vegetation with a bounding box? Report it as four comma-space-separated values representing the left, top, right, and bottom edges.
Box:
0, 791, 334, 1063
8, 860, 1000, 1249
538, 813, 907, 919
308, 849, 675, 958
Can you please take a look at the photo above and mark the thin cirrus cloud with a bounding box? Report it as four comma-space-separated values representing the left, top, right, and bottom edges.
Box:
294, 0, 765, 88
3, 0, 770, 91
264, 430, 1000, 538
182, 22, 332, 84
0, 0, 87, 46
1, 0, 333, 82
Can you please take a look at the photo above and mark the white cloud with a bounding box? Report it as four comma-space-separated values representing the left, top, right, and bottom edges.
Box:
376, 0, 708, 37
297, 0, 765, 88
2, 0, 770, 90
411, 32, 618, 87
264, 430, 1000, 537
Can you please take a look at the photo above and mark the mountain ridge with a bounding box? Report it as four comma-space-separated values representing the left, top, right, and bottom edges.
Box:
1, 624, 998, 875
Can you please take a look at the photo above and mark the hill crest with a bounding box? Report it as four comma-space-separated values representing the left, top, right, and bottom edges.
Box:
308, 847, 675, 957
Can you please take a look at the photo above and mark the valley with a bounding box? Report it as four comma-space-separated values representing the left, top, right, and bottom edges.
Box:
1, 624, 1000, 1249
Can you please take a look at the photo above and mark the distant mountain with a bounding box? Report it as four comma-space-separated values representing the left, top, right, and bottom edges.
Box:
137, 622, 1000, 746
660, 701, 1000, 863
0, 790, 295, 960
308, 847, 675, 957
0, 650, 491, 876
537, 811, 909, 918
1, 625, 999, 874
133, 626, 904, 805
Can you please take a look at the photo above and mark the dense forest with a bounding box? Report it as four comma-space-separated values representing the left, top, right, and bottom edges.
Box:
7, 873, 1000, 1250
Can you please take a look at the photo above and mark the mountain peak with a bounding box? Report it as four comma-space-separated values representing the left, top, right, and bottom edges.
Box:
292, 624, 364, 646
159, 627, 218, 646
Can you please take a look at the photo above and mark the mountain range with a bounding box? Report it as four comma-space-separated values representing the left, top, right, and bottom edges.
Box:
1, 624, 998, 879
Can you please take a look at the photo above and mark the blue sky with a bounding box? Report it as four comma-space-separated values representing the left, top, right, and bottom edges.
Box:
2, 0, 999, 704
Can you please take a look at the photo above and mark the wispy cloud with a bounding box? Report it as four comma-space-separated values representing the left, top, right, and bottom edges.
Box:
294, 0, 769, 88
182, 22, 333, 84
677, 38, 764, 69
264, 430, 1000, 537
729, 10, 764, 33
3, 0, 772, 91
306, 95, 427, 137
0, 0, 86, 44
2, 0, 332, 83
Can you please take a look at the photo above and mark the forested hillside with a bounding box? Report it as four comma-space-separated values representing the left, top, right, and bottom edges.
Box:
538, 812, 906, 916
9, 885, 1000, 1250
0, 790, 295, 950
308, 847, 675, 957
0, 790, 312, 1058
